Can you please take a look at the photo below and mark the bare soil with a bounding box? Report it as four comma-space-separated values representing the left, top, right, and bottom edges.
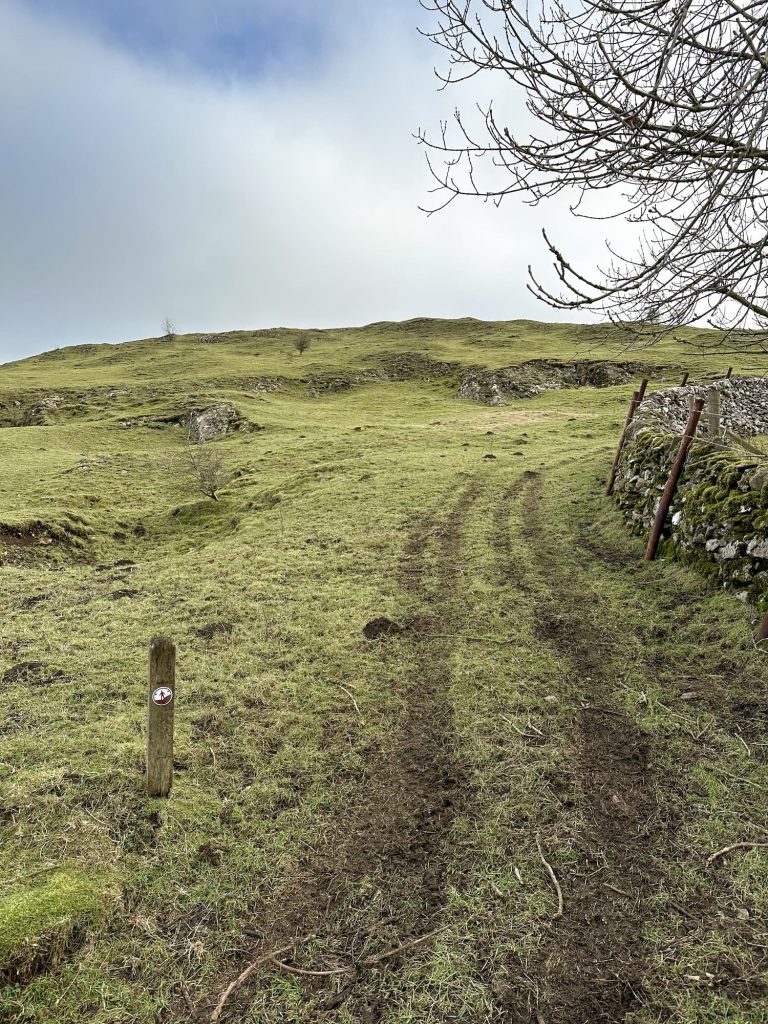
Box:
511, 470, 663, 1024
192, 480, 482, 1022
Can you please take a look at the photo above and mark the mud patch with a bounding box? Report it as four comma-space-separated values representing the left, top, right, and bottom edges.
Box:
0, 523, 55, 548
196, 483, 480, 1021
362, 617, 403, 639
512, 472, 661, 1024
194, 622, 235, 642
2, 662, 69, 688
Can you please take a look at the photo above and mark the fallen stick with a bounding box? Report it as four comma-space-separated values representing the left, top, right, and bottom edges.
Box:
668, 899, 695, 920
536, 838, 563, 918
336, 684, 363, 720
269, 956, 351, 978
419, 634, 516, 644
211, 924, 450, 1018
603, 882, 631, 898
211, 935, 314, 1022
507, 720, 543, 740
362, 924, 451, 964
706, 842, 768, 865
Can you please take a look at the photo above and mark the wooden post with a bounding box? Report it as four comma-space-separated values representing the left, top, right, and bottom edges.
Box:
644, 399, 704, 561
147, 636, 176, 797
756, 612, 768, 645
605, 378, 650, 496
680, 371, 689, 386
707, 386, 721, 438
726, 367, 733, 378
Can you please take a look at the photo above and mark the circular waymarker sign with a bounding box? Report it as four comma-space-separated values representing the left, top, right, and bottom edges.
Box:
152, 686, 174, 706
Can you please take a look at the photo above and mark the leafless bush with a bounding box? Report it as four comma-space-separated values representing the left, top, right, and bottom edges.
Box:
184, 438, 229, 501
163, 318, 176, 343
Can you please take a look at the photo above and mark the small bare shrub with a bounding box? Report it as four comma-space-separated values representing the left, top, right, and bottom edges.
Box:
184, 439, 229, 501
162, 318, 176, 343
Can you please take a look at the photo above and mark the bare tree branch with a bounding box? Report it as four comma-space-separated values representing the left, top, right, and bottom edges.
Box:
418, 0, 768, 345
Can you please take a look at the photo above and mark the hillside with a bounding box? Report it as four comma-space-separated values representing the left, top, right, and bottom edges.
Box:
1, 319, 767, 1024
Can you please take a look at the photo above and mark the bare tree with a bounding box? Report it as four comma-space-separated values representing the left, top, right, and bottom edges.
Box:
184, 438, 228, 501
418, 0, 768, 343
294, 336, 311, 357
162, 318, 176, 343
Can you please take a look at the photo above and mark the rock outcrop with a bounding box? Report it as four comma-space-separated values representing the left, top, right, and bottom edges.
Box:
186, 405, 247, 443
457, 359, 651, 406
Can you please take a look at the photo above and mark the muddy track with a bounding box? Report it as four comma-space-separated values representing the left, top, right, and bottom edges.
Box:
507, 470, 663, 1024
194, 479, 482, 1022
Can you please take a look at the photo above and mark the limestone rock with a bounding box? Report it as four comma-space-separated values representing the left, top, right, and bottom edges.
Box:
186, 405, 244, 443
748, 538, 768, 558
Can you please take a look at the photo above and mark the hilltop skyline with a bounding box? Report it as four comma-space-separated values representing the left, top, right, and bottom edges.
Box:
0, 1, 621, 360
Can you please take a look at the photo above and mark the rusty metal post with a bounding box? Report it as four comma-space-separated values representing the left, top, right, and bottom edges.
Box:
680, 371, 689, 386
606, 379, 650, 497
644, 399, 704, 561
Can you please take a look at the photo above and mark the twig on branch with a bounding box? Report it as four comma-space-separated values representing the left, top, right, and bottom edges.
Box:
418, 0, 768, 339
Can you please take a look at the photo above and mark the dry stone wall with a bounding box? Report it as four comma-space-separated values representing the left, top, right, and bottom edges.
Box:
614, 376, 768, 607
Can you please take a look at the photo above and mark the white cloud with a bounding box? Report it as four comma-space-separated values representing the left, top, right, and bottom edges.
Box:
0, 1, 621, 360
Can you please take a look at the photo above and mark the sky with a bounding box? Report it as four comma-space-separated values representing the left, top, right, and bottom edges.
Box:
0, 0, 618, 360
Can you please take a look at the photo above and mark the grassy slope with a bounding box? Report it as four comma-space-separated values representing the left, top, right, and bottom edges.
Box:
1, 320, 766, 1023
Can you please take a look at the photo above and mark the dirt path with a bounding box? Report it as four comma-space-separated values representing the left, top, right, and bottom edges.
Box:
196, 479, 482, 1022
188, 460, 765, 1024
495, 470, 665, 1024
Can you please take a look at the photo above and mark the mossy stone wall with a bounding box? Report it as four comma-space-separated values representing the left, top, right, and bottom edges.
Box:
614, 378, 768, 608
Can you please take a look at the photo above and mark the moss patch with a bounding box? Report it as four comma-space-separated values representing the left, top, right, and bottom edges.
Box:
0, 870, 112, 984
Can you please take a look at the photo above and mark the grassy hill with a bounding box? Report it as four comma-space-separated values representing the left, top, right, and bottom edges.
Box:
1, 320, 767, 1023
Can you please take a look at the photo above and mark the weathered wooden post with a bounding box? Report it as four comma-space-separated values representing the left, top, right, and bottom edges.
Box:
147, 636, 176, 797
755, 612, 768, 645
680, 371, 689, 386
707, 386, 721, 439
605, 378, 650, 496
726, 367, 733, 379
645, 399, 704, 561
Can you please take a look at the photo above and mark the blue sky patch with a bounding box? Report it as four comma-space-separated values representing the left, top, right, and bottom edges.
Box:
19, 0, 334, 78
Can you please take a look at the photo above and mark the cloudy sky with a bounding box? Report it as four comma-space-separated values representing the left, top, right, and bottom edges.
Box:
0, 0, 617, 360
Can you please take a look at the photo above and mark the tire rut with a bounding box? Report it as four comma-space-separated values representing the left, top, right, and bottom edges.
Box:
196, 478, 482, 1022
502, 470, 662, 1024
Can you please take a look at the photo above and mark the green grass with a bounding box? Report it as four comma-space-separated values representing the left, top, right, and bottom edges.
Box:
1, 319, 767, 1022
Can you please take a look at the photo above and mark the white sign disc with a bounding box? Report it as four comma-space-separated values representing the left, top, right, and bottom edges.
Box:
152, 686, 173, 706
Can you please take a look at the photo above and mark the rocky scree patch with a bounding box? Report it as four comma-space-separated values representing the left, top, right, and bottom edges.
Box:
457, 359, 656, 406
